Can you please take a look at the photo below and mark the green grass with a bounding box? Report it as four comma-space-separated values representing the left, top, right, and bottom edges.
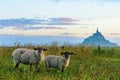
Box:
0, 45, 120, 80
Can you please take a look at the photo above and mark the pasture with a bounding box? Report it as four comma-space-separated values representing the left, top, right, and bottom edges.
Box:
0, 44, 120, 80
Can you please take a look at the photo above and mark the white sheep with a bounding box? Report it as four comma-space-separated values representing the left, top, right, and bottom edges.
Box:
44, 51, 75, 72
12, 47, 47, 70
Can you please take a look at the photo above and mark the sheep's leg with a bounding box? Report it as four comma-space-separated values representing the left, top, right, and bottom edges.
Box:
13, 63, 19, 70
35, 64, 40, 72
13, 59, 20, 69
59, 63, 63, 71
59, 66, 62, 71
30, 64, 32, 71
59, 63, 64, 72
14, 62, 19, 69
45, 62, 49, 72
61, 66, 64, 72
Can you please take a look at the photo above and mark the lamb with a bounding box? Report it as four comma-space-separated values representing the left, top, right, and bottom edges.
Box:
44, 51, 75, 72
12, 47, 47, 70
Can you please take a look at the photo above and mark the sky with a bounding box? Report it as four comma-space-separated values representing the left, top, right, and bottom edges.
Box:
0, 0, 120, 45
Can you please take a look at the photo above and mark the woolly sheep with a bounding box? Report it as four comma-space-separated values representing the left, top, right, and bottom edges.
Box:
44, 52, 75, 72
12, 47, 47, 70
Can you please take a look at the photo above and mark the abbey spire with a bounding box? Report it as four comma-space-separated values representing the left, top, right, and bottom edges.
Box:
96, 27, 99, 33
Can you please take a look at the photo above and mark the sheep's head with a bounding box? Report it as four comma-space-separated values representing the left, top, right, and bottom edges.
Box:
34, 47, 47, 53
61, 46, 65, 49
61, 52, 75, 59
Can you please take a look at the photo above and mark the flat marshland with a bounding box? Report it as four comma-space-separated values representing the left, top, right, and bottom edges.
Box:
0, 45, 120, 80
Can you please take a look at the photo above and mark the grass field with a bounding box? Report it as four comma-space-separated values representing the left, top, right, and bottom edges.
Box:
0, 44, 120, 80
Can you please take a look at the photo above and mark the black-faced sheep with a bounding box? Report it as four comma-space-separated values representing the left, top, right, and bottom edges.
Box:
12, 47, 47, 70
44, 52, 75, 72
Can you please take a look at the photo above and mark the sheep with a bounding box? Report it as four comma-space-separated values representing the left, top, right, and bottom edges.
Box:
12, 47, 47, 70
44, 51, 75, 72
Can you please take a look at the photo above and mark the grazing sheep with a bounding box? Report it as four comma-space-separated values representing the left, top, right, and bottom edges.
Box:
12, 47, 47, 70
44, 52, 75, 72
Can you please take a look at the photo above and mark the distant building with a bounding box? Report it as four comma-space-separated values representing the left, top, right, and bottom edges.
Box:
82, 28, 118, 47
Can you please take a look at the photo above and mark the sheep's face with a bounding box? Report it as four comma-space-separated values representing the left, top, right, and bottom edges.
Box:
34, 47, 47, 53
61, 52, 74, 59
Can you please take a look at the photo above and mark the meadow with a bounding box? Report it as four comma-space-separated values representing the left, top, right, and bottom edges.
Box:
0, 43, 120, 80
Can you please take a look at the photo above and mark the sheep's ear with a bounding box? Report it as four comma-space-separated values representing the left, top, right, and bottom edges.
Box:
69, 52, 76, 55
43, 48, 47, 51
61, 52, 64, 55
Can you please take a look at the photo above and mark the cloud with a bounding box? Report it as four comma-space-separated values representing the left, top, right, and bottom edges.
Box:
0, 17, 78, 28
107, 33, 120, 36
47, 17, 78, 25
12, 26, 67, 30
44, 26, 67, 29
83, 33, 93, 36
0, 27, 4, 29
21, 26, 44, 30
61, 32, 78, 36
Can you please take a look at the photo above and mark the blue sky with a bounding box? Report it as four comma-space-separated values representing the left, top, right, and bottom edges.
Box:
0, 0, 120, 19
0, 0, 120, 45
